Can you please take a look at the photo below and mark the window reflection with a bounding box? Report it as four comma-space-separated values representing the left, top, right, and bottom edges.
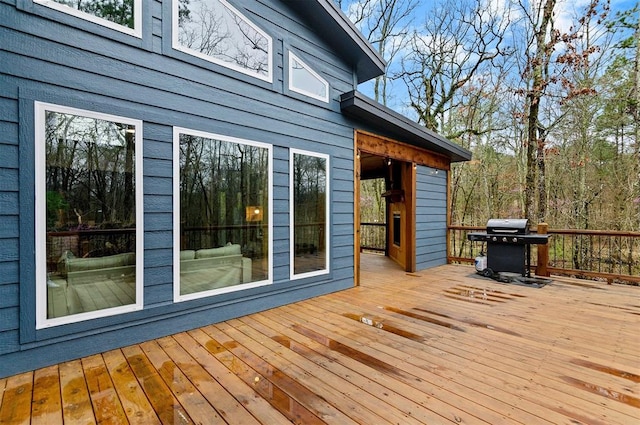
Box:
44, 110, 138, 319
176, 0, 271, 79
289, 52, 329, 102
43, 0, 135, 29
292, 152, 328, 276
178, 133, 270, 297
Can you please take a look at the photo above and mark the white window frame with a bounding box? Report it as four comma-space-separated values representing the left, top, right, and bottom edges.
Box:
288, 52, 329, 103
33, 0, 142, 37
172, 0, 273, 82
35, 102, 144, 329
173, 127, 273, 303
289, 148, 330, 280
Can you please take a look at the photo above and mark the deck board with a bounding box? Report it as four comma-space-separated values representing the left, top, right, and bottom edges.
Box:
278, 303, 519, 424
82, 354, 128, 425
0, 372, 33, 425
288, 301, 562, 424
31, 365, 63, 425
243, 312, 458, 424
59, 360, 95, 425
139, 339, 227, 425
101, 349, 161, 425
120, 344, 193, 425
220, 318, 410, 425
320, 285, 637, 424
2, 257, 639, 424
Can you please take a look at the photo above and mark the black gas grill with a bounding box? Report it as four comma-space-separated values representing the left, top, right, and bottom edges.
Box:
467, 218, 550, 277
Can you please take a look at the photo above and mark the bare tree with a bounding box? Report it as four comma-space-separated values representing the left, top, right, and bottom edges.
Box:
178, 0, 269, 75
393, 0, 513, 228
399, 0, 512, 135
341, 0, 417, 104
520, 0, 555, 223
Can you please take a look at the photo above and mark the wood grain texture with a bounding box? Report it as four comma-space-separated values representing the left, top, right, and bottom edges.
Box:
0, 372, 32, 425
357, 130, 451, 171
59, 360, 95, 425
31, 365, 62, 425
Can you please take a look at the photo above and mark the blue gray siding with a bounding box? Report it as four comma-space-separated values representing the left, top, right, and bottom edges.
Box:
0, 0, 358, 377
415, 166, 448, 270
0, 89, 20, 358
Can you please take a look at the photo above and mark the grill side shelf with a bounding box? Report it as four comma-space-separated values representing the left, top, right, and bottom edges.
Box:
467, 233, 551, 244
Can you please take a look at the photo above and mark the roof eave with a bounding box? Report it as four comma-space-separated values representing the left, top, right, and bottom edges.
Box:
340, 91, 472, 163
283, 0, 386, 83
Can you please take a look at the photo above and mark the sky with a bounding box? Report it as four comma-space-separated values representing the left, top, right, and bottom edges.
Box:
340, 0, 638, 118
404, 0, 638, 32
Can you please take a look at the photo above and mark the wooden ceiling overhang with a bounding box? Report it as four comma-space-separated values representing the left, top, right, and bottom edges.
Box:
356, 130, 451, 179
341, 91, 472, 178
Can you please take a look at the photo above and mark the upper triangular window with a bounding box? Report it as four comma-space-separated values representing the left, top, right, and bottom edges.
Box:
174, 0, 272, 81
289, 52, 329, 103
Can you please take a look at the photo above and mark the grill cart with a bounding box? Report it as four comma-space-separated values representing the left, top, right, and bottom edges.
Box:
467, 218, 551, 286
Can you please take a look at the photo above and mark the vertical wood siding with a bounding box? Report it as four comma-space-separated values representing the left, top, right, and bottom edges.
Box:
415, 166, 448, 270
0, 0, 358, 377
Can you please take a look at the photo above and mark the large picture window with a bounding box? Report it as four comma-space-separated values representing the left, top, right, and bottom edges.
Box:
290, 149, 329, 279
35, 103, 143, 329
174, 128, 272, 301
33, 0, 142, 37
173, 0, 272, 81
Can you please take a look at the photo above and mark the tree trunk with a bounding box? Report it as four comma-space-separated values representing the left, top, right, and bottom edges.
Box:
536, 138, 546, 222
525, 0, 555, 222
525, 96, 537, 221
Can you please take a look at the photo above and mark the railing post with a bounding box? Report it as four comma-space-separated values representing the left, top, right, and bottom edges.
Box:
537, 222, 550, 277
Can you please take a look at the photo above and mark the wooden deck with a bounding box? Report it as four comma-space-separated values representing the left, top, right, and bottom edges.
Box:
1, 255, 639, 424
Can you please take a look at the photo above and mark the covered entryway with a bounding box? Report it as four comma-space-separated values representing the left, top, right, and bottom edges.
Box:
340, 91, 472, 286
354, 130, 451, 285
355, 143, 416, 271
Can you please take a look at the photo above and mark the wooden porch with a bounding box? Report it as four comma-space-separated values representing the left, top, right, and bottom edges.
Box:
1, 254, 639, 424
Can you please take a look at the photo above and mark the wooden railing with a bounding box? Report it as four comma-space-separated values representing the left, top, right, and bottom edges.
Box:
360, 222, 386, 252
448, 225, 640, 285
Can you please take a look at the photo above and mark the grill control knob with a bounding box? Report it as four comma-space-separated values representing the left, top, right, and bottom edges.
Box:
513, 237, 517, 243
492, 237, 497, 242
502, 237, 507, 242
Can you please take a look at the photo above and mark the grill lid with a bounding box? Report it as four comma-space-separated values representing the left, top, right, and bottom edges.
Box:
486, 218, 529, 234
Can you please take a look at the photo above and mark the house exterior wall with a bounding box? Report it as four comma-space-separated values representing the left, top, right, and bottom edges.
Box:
415, 166, 448, 270
0, 0, 359, 377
